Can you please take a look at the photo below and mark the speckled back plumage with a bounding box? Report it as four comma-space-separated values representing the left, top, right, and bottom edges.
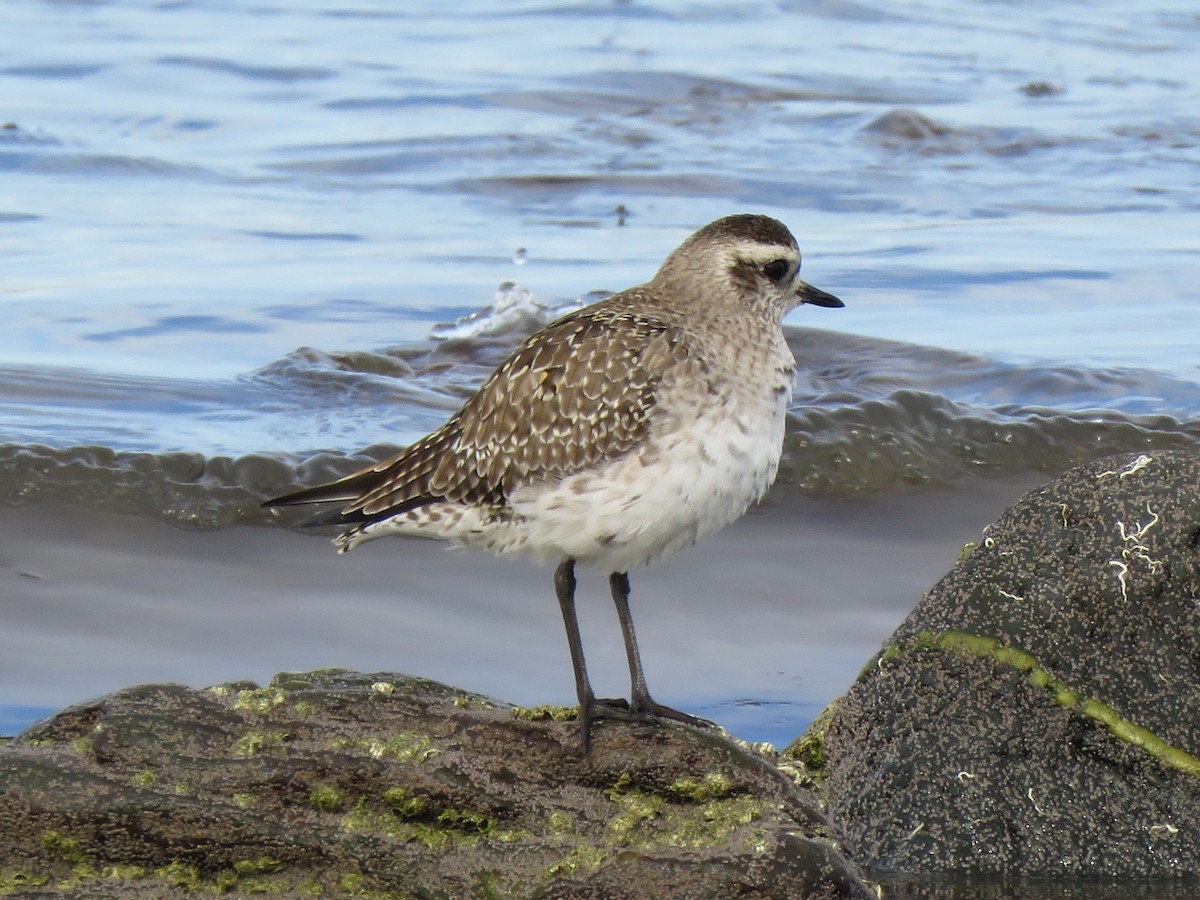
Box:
320, 303, 689, 526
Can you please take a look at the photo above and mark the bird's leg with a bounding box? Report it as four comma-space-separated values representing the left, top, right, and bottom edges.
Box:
608, 572, 651, 708
554, 559, 643, 755
554, 558, 596, 753
609, 571, 715, 731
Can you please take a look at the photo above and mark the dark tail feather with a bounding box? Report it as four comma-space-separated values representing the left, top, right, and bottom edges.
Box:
293, 493, 434, 529
263, 467, 439, 529
297, 506, 360, 528
261, 468, 387, 510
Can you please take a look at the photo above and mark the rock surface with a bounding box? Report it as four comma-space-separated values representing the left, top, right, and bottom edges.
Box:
810, 450, 1200, 877
0, 669, 872, 898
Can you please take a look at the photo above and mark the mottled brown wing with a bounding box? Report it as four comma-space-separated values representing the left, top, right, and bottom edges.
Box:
338, 304, 689, 521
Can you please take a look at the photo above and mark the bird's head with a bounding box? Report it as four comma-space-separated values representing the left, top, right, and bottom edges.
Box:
654, 214, 843, 321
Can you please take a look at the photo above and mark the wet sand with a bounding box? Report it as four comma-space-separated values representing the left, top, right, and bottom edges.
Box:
0, 474, 1041, 745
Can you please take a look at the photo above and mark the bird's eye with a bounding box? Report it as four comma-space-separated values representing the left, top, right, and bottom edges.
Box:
763, 259, 791, 282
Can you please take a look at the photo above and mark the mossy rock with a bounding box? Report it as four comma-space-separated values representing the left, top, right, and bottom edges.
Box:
818, 451, 1200, 878
0, 668, 871, 898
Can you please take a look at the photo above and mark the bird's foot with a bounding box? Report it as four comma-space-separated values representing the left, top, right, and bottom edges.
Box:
577, 696, 640, 756
575, 694, 716, 756
593, 696, 631, 713
592, 694, 715, 730
629, 693, 717, 732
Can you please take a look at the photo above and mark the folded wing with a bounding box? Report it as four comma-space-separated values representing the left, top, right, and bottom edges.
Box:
263, 301, 688, 528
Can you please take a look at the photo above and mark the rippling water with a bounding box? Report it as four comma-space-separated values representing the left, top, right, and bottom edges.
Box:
4, 0, 1199, 523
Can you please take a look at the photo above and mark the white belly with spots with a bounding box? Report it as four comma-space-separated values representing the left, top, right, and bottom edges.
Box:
504, 379, 789, 572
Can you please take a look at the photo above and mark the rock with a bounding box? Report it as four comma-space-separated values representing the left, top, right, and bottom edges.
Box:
864, 109, 952, 141
1019, 80, 1065, 98
806, 450, 1200, 878
0, 669, 872, 898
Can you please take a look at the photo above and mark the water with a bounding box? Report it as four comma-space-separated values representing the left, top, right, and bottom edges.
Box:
2, 2, 1200, 891
3, 1, 1198, 469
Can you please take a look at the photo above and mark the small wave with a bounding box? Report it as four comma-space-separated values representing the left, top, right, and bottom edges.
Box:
2, 150, 211, 179
780, 392, 1200, 496
1, 63, 104, 80
429, 283, 586, 341
239, 230, 363, 242
5, 317, 1199, 528
156, 55, 334, 82
864, 107, 1074, 158
3, 396, 1197, 530
0, 443, 376, 531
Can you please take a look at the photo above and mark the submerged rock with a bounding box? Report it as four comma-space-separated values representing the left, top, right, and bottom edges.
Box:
0, 669, 872, 898
806, 450, 1200, 878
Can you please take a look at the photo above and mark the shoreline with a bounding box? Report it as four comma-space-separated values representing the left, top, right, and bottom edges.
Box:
0, 474, 1040, 744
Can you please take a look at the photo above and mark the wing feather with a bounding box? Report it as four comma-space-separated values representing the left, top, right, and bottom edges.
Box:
264, 300, 691, 527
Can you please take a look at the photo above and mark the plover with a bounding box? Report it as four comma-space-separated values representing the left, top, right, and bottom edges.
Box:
264, 214, 843, 753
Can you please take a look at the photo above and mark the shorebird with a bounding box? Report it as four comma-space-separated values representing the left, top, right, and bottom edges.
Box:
264, 214, 843, 753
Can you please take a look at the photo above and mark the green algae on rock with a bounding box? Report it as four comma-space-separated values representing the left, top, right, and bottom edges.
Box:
0, 668, 871, 898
